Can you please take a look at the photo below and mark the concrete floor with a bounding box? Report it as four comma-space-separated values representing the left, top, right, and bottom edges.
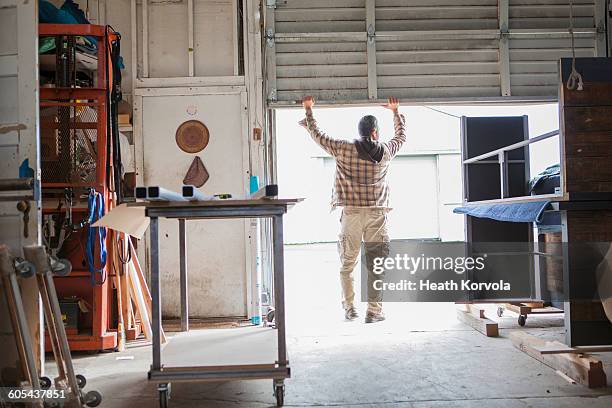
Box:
47, 243, 612, 407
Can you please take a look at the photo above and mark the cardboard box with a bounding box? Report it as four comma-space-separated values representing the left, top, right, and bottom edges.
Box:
118, 100, 132, 125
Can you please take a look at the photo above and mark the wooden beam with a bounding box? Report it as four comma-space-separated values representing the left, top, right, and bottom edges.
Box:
128, 240, 166, 343
504, 303, 532, 316
509, 331, 607, 388
127, 263, 152, 342
142, 0, 149, 78
534, 344, 612, 355
188, 0, 195, 77
461, 303, 486, 319
456, 309, 499, 337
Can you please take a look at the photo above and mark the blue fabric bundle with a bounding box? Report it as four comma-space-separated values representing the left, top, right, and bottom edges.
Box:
39, 0, 79, 24
87, 190, 107, 285
528, 163, 560, 194
39, 1, 97, 47
453, 200, 551, 223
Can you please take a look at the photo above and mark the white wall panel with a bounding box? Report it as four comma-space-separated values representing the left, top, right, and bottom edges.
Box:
142, 92, 249, 318
128, 1, 265, 320
193, 0, 235, 76
0, 0, 42, 378
135, 0, 236, 79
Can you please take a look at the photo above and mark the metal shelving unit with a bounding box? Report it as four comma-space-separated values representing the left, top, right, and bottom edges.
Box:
39, 23, 117, 352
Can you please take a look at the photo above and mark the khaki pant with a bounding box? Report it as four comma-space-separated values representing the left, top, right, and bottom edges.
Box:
338, 207, 390, 314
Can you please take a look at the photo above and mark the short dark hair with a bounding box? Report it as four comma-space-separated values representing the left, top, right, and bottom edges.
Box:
358, 115, 378, 138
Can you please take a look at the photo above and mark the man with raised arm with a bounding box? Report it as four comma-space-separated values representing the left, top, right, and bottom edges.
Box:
299, 96, 406, 323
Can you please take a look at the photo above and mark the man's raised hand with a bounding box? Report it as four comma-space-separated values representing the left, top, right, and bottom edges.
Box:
382, 96, 400, 113
302, 95, 315, 110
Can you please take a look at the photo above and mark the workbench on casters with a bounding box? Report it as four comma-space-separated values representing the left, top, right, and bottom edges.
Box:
136, 198, 301, 408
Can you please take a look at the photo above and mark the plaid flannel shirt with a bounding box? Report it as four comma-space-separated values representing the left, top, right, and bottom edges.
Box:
299, 108, 406, 210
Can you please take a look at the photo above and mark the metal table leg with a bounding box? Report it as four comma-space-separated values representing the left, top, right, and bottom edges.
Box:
150, 217, 162, 371
179, 218, 189, 332
272, 215, 287, 366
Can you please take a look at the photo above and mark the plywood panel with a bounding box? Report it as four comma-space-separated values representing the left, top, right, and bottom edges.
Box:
193, 0, 235, 76
143, 0, 235, 78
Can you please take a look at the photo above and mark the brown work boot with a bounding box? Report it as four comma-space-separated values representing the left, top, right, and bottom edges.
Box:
345, 306, 359, 321
365, 310, 385, 323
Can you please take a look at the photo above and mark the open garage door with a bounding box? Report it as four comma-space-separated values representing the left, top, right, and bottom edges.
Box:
264, 0, 607, 105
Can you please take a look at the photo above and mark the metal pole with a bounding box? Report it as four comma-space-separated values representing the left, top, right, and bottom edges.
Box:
182, 185, 214, 201
499, 151, 509, 199
0, 247, 41, 390
36, 271, 67, 381
147, 186, 187, 201
150, 217, 162, 370
272, 215, 287, 365
23, 246, 80, 403
179, 218, 189, 332
42, 270, 81, 398
0, 177, 34, 191
0, 194, 34, 202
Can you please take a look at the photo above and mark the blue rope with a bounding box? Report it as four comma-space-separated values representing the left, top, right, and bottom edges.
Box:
86, 190, 107, 285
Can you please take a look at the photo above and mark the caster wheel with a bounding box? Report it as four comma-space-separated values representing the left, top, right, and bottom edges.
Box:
39, 376, 52, 389
158, 383, 171, 408
76, 374, 86, 389
50, 257, 72, 277
497, 307, 504, 318
15, 259, 36, 279
84, 390, 102, 407
274, 385, 285, 407
518, 315, 527, 326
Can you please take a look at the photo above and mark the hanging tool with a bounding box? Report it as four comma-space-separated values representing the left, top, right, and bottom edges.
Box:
86, 189, 107, 285
106, 26, 123, 203
16, 200, 31, 238
42, 189, 89, 258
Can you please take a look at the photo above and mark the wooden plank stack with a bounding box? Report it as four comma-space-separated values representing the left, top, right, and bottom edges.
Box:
509, 331, 607, 388
108, 231, 166, 348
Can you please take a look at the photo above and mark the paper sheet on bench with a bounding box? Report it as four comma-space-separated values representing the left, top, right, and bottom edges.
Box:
93, 204, 149, 239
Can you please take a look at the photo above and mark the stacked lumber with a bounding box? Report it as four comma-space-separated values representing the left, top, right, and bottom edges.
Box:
509, 331, 607, 388
108, 231, 166, 349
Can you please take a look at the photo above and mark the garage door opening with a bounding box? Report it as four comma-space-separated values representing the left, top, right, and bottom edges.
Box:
275, 102, 562, 335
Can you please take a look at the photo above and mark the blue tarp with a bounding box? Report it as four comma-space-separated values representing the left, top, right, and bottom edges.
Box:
537, 211, 562, 233
528, 163, 560, 193
453, 200, 551, 223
